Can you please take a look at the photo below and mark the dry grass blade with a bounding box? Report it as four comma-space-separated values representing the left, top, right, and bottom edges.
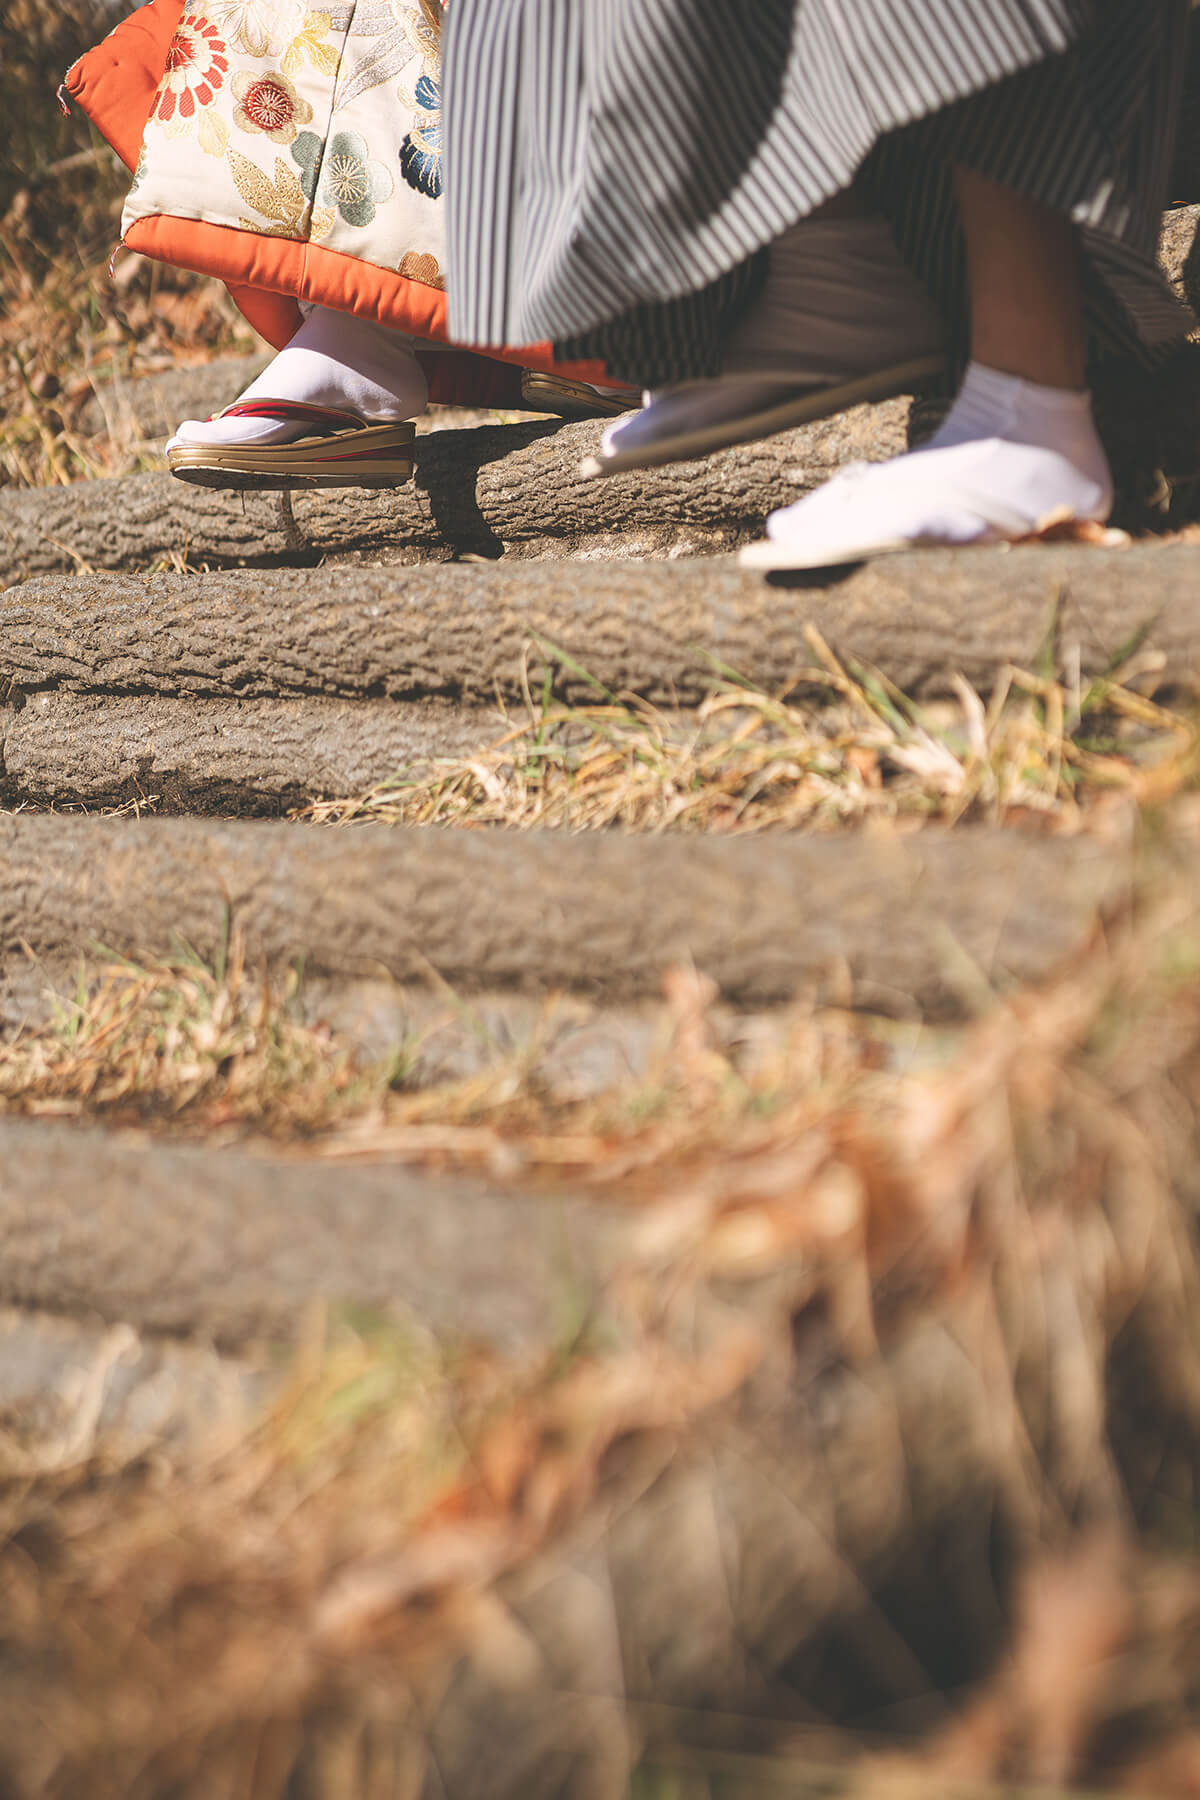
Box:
301, 661, 1200, 837
0, 903, 1197, 1796
0, 0, 251, 490
0, 940, 371, 1134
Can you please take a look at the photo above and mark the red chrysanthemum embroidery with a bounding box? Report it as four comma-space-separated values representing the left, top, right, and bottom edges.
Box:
242, 76, 294, 133
231, 67, 312, 144
154, 14, 229, 124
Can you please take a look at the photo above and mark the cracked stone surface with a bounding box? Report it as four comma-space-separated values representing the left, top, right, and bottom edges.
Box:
0, 1118, 625, 1349
0, 1303, 267, 1464
0, 691, 499, 811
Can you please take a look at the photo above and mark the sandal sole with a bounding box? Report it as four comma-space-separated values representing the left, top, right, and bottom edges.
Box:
578, 353, 947, 478
737, 536, 912, 572
167, 421, 416, 491
521, 371, 638, 420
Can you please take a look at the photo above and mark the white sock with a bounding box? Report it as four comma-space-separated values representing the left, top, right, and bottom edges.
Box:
929, 360, 1110, 477
169, 305, 428, 450
756, 362, 1113, 567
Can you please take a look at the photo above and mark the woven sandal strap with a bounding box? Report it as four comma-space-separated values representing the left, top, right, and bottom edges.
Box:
217, 400, 368, 431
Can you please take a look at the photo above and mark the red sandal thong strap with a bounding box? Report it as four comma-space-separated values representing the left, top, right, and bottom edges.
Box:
215, 399, 372, 432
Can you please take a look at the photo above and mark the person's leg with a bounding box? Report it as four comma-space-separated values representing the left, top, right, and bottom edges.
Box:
744, 170, 1114, 570
954, 165, 1086, 390
922, 164, 1109, 479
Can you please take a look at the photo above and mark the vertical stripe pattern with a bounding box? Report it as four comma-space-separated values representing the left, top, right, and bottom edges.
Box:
444, 0, 1192, 384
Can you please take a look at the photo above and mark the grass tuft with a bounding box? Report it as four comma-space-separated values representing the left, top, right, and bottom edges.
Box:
0, 908, 1199, 1795
302, 647, 1200, 837
0, 940, 367, 1135
0, 0, 250, 490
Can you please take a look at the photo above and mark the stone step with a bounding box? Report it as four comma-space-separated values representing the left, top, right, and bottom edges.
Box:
0, 402, 910, 583
0, 811, 1146, 1013
1, 544, 1195, 714
1, 691, 498, 812
1, 1048, 1192, 1798
0, 1302, 265, 1464
2, 541, 1192, 810
0, 1116, 623, 1350
77, 351, 273, 441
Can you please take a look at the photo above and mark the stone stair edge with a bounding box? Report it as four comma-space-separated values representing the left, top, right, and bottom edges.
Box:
0, 810, 1164, 1012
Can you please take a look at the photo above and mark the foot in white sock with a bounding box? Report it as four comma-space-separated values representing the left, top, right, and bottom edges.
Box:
168, 305, 428, 453
596, 378, 801, 459
587, 216, 946, 476
740, 362, 1115, 570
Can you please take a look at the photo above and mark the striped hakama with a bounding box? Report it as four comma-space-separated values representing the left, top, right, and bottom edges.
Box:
443, 0, 1193, 385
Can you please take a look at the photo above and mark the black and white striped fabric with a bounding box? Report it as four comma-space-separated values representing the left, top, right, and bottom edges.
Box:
444, 0, 1193, 384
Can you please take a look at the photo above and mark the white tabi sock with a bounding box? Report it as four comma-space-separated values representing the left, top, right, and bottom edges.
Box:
753, 361, 1113, 567
168, 305, 429, 451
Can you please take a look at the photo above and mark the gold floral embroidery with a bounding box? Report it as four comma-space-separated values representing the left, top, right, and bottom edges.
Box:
207, 0, 305, 58
281, 10, 340, 77
333, 0, 423, 106
398, 0, 443, 197
196, 109, 230, 155
131, 0, 446, 271
227, 146, 311, 236
399, 249, 443, 289
402, 0, 442, 76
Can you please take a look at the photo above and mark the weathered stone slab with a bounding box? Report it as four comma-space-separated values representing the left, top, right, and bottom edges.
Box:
77, 351, 273, 441
0, 1118, 623, 1349
0, 402, 912, 582
0, 692, 498, 811
0, 1304, 266, 1464
0, 812, 1139, 1011
2, 544, 1199, 711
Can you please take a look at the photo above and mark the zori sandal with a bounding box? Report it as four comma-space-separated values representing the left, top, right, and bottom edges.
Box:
579, 353, 946, 479
166, 401, 417, 491
520, 369, 641, 419
581, 215, 948, 478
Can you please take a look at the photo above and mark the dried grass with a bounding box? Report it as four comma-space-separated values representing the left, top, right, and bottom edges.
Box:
0, 942, 366, 1134
0, 908, 1198, 1797
2, 27, 1198, 1782
0, 207, 252, 490
0, 0, 249, 490
303, 634, 1200, 838
0, 937, 910, 1148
